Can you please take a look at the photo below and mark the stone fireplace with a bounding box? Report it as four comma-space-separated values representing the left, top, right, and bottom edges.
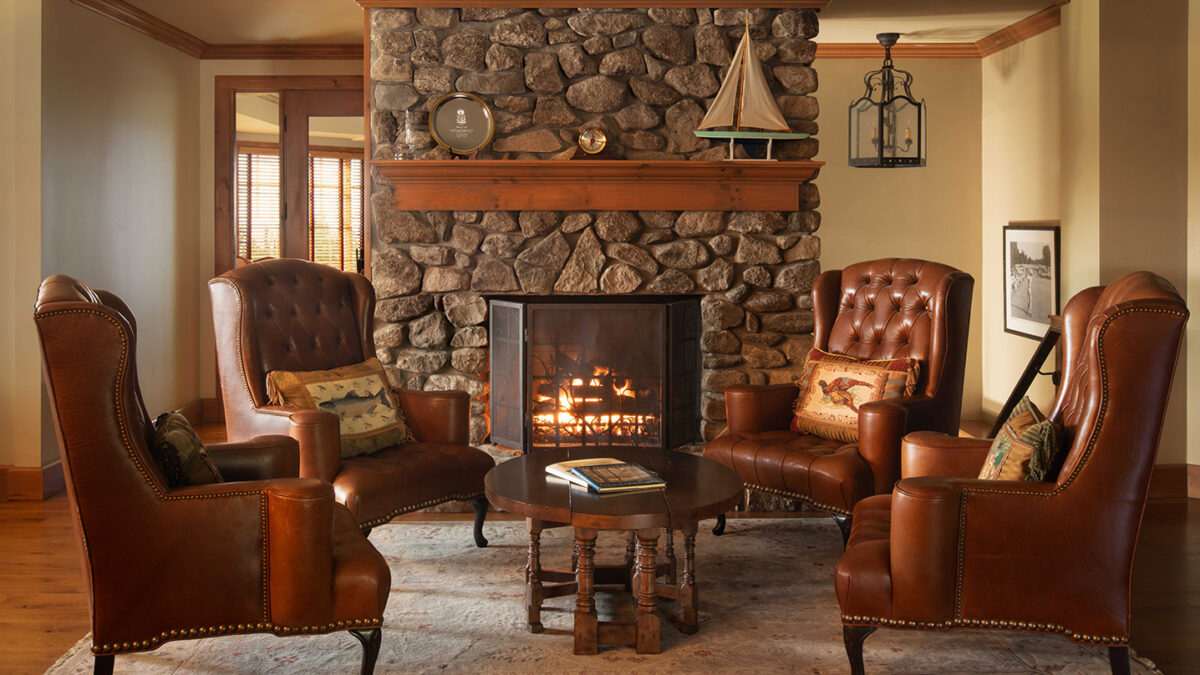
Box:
364, 6, 822, 447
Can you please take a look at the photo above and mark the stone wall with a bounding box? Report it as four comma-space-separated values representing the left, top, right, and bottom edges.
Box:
367, 7, 821, 446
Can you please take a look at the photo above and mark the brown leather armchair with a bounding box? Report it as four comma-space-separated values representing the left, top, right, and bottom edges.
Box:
835, 271, 1188, 675
34, 275, 390, 675
209, 258, 495, 545
703, 259, 974, 541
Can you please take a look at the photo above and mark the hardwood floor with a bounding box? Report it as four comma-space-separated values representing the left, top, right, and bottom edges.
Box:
2, 494, 1196, 673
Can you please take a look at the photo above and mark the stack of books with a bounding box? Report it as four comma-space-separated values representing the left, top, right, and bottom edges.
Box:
545, 458, 665, 493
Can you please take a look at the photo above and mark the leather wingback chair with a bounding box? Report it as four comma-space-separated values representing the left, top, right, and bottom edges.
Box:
835, 271, 1188, 675
209, 258, 495, 544
34, 275, 390, 675
703, 259, 973, 540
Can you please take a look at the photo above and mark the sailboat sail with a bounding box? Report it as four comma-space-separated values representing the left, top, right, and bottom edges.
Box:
697, 28, 790, 132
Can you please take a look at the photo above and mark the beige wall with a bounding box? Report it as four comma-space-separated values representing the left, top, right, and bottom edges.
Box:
1189, 0, 1200, 470
814, 57, 984, 419
0, 0, 44, 469
980, 30, 1061, 415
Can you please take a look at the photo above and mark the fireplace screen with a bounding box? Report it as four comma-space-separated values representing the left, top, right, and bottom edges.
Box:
489, 297, 700, 451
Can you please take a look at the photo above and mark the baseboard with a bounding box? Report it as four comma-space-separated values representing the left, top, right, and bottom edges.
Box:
1147, 463, 1188, 500
1189, 464, 1200, 499
201, 397, 223, 423
6, 461, 65, 500
178, 399, 205, 427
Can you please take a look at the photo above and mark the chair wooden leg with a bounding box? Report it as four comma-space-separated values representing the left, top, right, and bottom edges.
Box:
843, 625, 877, 675
832, 514, 853, 547
350, 628, 382, 675
94, 654, 114, 675
472, 496, 489, 548
1108, 646, 1131, 675
712, 513, 726, 536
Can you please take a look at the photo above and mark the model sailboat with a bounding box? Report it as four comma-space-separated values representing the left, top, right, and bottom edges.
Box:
694, 22, 810, 160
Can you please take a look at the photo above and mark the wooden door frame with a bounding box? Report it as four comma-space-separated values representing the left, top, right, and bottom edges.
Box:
214, 75, 364, 276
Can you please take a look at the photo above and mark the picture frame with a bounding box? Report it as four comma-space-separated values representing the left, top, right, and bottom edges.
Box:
1003, 221, 1060, 340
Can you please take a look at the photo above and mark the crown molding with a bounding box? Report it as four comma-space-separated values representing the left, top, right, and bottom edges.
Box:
975, 4, 1063, 57
203, 43, 363, 60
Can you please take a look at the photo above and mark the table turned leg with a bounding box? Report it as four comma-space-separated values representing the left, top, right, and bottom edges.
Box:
679, 521, 699, 634
663, 527, 677, 584
635, 528, 662, 654
625, 530, 637, 591
525, 519, 544, 633
573, 527, 598, 655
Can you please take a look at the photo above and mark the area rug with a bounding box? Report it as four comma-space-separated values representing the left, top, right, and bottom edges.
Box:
47, 519, 1156, 674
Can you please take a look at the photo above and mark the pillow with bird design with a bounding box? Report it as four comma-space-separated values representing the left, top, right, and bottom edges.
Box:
266, 357, 411, 458
790, 348, 920, 443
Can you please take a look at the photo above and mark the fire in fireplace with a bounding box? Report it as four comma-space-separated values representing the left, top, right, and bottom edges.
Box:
489, 297, 700, 451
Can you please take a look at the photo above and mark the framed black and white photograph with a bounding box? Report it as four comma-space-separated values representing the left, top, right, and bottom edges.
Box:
1003, 221, 1060, 340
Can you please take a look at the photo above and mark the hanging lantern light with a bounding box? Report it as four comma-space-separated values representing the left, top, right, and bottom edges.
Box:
849, 33, 926, 167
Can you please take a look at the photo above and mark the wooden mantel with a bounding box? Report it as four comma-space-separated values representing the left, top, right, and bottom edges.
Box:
373, 160, 822, 211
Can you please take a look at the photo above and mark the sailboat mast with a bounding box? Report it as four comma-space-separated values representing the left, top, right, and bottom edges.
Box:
734, 16, 750, 131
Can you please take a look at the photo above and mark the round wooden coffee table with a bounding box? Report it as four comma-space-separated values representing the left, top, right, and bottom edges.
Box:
484, 447, 742, 655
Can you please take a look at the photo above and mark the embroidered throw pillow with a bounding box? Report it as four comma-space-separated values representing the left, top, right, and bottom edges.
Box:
978, 396, 1062, 481
266, 357, 412, 458
151, 412, 223, 488
790, 348, 920, 443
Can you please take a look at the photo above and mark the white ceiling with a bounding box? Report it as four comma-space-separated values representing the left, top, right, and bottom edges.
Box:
125, 0, 1056, 46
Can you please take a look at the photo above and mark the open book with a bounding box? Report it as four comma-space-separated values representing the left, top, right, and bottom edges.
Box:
545, 457, 665, 493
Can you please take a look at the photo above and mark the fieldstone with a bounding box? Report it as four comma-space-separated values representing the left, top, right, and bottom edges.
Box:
461, 7, 521, 21
697, 259, 734, 291
624, 131, 665, 151
599, 263, 643, 293
784, 236, 821, 263
371, 54, 413, 82
665, 99, 706, 153
775, 260, 821, 293
646, 269, 695, 294
455, 71, 526, 95
374, 83, 419, 111
566, 76, 627, 113
701, 392, 727, 421
486, 43, 522, 71
746, 311, 761, 332
425, 212, 454, 239
701, 296, 744, 330
726, 283, 750, 304
543, 18, 565, 30
694, 25, 732, 66
744, 289, 794, 313
701, 330, 741, 354
413, 66, 454, 94
410, 49, 441, 66
374, 31, 415, 56
743, 266, 772, 287
675, 211, 724, 237
548, 29, 577, 45
777, 38, 817, 64
453, 211, 480, 224
373, 250, 422, 298
469, 417, 488, 445
703, 368, 749, 392
773, 65, 818, 94
554, 228, 604, 293
491, 12, 546, 48
408, 312, 450, 349
378, 210, 438, 243
519, 211, 558, 237
448, 225, 483, 255
557, 44, 596, 78
595, 211, 642, 242
735, 236, 783, 265
426, 372, 485, 397
422, 267, 470, 292
413, 29, 438, 48
599, 48, 645, 77
772, 10, 819, 39
704, 353, 743, 368
762, 310, 815, 334
517, 230, 570, 268
755, 41, 777, 62
613, 32, 636, 49
605, 242, 658, 275
743, 345, 787, 369
639, 229, 674, 245
708, 234, 735, 256
664, 63, 720, 98
614, 102, 662, 129
438, 31, 487, 70
451, 326, 487, 348
481, 211, 518, 233
638, 211, 675, 229
630, 77, 681, 106
642, 25, 693, 65
644, 54, 668, 80
781, 335, 815, 363
648, 8, 695, 27
395, 349, 449, 374
376, 294, 433, 322
469, 259, 518, 291
495, 95, 534, 113
524, 52, 564, 93
800, 184, 821, 210
651, 239, 710, 270
533, 97, 580, 126
493, 129, 562, 153
413, 6, 454, 28
372, 9, 415, 30
788, 211, 821, 233
515, 262, 560, 294
778, 95, 819, 121
583, 35, 613, 55
775, 138, 820, 161
729, 211, 786, 234
561, 213, 593, 233
493, 110, 531, 134
443, 293, 487, 326
451, 347, 488, 375
714, 8, 770, 25
376, 323, 407, 350
567, 13, 648, 36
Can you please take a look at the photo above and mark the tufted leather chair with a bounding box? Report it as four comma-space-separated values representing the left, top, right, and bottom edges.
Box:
209, 258, 495, 545
34, 274, 390, 675
703, 259, 974, 541
835, 271, 1188, 675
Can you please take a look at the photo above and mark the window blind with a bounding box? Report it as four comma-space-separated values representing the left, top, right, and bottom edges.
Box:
235, 144, 281, 261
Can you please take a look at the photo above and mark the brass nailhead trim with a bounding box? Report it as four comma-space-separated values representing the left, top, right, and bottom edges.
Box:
743, 483, 853, 516
90, 617, 385, 654
357, 492, 486, 529
840, 614, 1129, 645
